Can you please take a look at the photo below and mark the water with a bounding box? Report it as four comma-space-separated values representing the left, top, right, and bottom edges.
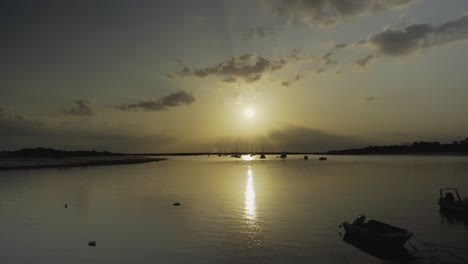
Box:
1, 155, 468, 263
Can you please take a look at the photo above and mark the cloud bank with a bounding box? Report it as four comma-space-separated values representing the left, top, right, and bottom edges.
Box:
362, 13, 468, 57
264, 0, 416, 27
116, 90, 195, 111
171, 53, 287, 84
65, 99, 95, 116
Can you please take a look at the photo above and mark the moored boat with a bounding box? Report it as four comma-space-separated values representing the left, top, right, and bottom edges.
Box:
341, 215, 412, 246
319, 157, 327, 161
439, 188, 468, 213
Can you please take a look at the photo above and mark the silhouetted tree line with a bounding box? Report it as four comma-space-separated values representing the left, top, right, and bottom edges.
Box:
0, 148, 118, 158
322, 137, 468, 155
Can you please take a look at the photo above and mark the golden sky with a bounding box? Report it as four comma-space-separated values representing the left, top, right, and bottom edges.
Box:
1, 0, 468, 152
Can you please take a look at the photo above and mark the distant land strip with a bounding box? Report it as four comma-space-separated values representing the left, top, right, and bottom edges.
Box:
0, 148, 165, 170
316, 138, 468, 155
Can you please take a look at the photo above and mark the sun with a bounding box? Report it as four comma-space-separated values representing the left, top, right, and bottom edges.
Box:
244, 108, 255, 118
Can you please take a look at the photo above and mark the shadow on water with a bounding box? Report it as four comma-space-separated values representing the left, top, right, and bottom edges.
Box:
343, 234, 413, 261
439, 210, 468, 229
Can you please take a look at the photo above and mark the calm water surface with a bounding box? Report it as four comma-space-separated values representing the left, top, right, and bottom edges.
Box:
1, 155, 468, 263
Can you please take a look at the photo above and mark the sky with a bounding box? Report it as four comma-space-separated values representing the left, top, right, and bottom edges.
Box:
1, 0, 468, 153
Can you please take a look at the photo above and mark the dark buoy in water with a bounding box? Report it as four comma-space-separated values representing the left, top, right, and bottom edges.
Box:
173, 202, 181, 206
64, 203, 68, 208
88, 241, 96, 247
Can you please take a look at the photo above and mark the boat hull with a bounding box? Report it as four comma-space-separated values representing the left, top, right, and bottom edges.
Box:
342, 221, 412, 246
439, 201, 468, 213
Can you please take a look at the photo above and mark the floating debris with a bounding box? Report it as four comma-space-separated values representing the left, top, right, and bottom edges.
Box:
173, 202, 181, 206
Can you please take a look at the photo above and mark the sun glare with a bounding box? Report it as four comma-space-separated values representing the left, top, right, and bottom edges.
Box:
244, 108, 254, 118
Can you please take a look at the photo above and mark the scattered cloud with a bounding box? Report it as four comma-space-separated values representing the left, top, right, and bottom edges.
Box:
65, 99, 95, 116
263, 0, 417, 27
171, 53, 288, 84
335, 43, 347, 49
315, 68, 325, 74
0, 107, 44, 137
354, 54, 374, 67
281, 74, 302, 87
322, 52, 337, 65
116, 90, 195, 112
241, 26, 277, 40
361, 13, 468, 57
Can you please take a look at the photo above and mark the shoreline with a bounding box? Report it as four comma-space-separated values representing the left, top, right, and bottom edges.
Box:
0, 156, 166, 170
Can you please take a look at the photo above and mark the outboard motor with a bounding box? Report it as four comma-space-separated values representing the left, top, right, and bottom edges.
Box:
353, 215, 366, 225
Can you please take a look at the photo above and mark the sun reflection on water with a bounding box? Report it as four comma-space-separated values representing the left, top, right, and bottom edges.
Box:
244, 166, 256, 221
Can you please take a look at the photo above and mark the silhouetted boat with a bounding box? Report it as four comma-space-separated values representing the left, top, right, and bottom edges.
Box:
260, 154, 266, 159
343, 234, 412, 261
341, 215, 412, 246
319, 157, 327, 161
280, 153, 287, 159
303, 155, 308, 160
439, 188, 468, 213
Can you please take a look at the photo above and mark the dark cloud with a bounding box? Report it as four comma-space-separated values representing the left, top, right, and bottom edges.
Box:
207, 125, 367, 152
315, 68, 325, 74
322, 52, 337, 65
264, 0, 416, 27
65, 99, 94, 116
364, 13, 468, 56
0, 107, 175, 152
116, 90, 195, 112
268, 125, 366, 152
335, 43, 348, 49
223, 77, 238, 84
241, 26, 276, 40
354, 54, 374, 67
172, 53, 287, 83
0, 107, 44, 137
281, 74, 302, 87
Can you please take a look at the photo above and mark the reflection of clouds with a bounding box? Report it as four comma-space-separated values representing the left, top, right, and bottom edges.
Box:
244, 166, 256, 221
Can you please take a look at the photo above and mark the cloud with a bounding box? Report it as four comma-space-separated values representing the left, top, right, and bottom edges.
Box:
241, 26, 276, 40
335, 43, 347, 49
315, 68, 325, 74
65, 99, 95, 116
281, 74, 302, 87
267, 125, 366, 152
116, 90, 195, 111
363, 13, 468, 57
322, 52, 337, 65
354, 54, 374, 67
263, 0, 416, 27
172, 53, 288, 84
0, 107, 44, 137
0, 107, 176, 152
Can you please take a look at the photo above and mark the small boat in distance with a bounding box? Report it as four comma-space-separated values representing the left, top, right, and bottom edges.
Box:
439, 188, 468, 213
341, 215, 412, 247
319, 157, 327, 161
280, 152, 287, 159
260, 154, 266, 159
303, 155, 308, 160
